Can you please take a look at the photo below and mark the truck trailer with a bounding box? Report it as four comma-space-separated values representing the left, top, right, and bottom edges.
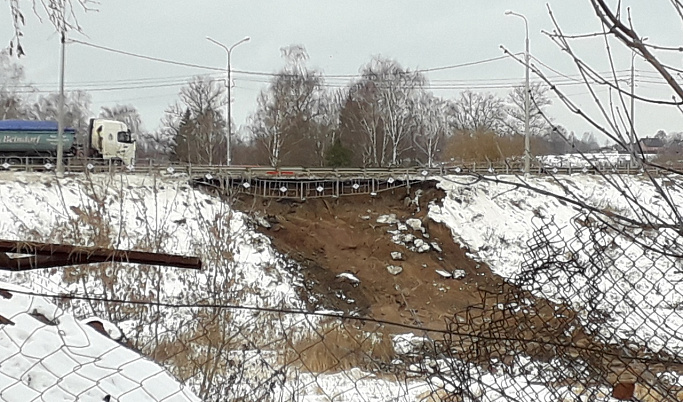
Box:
0, 118, 135, 166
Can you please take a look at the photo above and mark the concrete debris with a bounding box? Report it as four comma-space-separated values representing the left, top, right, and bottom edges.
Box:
336, 272, 360, 285
435, 270, 452, 278
435, 269, 466, 280
252, 213, 272, 229
414, 238, 431, 253
391, 251, 405, 261
376, 214, 399, 224
406, 218, 422, 231
387, 265, 403, 275
452, 269, 466, 279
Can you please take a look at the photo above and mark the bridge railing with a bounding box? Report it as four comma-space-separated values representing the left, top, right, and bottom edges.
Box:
0, 158, 681, 178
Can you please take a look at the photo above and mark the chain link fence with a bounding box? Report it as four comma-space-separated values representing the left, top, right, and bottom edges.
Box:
2, 169, 683, 401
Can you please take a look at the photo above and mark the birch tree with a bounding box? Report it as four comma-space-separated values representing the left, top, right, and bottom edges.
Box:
248, 45, 331, 167
413, 93, 448, 167
338, 83, 387, 167
341, 57, 425, 167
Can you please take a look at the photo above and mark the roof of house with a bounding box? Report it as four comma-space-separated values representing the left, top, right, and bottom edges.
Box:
0, 282, 199, 402
640, 137, 665, 148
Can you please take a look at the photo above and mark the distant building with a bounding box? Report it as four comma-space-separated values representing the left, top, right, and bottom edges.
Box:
639, 137, 665, 154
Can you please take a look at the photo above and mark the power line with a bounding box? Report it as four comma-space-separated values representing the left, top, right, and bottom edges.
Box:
68, 39, 522, 80
69, 39, 227, 73
5, 286, 448, 335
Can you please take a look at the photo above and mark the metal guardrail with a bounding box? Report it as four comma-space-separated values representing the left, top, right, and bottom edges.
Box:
2, 158, 681, 200
0, 158, 678, 178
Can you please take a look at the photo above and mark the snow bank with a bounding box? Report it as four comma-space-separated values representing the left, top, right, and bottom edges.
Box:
0, 281, 199, 401
431, 174, 683, 353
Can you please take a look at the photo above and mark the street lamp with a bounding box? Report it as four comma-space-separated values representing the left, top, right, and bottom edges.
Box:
506, 10, 531, 175
206, 36, 250, 166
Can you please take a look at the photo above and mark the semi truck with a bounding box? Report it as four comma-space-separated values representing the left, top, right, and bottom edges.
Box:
0, 118, 136, 166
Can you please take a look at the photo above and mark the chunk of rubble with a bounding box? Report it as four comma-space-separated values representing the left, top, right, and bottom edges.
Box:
452, 269, 466, 279
406, 218, 422, 231
413, 238, 431, 253
387, 265, 403, 275
391, 251, 405, 261
435, 269, 466, 280
252, 213, 272, 228
377, 214, 399, 224
397, 223, 408, 231
430, 242, 442, 253
337, 272, 360, 284
435, 270, 452, 278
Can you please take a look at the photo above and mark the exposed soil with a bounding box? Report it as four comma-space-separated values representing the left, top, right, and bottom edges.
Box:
226, 181, 683, 397
231, 182, 508, 330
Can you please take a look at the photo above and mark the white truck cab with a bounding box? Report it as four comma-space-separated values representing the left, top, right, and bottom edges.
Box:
88, 119, 136, 166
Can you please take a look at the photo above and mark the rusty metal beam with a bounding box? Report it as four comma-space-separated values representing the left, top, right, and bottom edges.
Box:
0, 240, 201, 271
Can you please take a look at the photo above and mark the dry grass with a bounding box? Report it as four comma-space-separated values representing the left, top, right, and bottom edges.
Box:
284, 320, 396, 373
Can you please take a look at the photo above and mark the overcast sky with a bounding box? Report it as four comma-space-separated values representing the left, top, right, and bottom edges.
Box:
3, 1, 683, 142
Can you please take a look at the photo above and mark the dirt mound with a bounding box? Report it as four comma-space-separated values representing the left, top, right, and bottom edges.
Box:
232, 182, 505, 329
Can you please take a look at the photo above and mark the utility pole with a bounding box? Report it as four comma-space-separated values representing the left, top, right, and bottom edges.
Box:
630, 49, 636, 169
506, 11, 531, 175
56, 29, 66, 177
206, 36, 250, 166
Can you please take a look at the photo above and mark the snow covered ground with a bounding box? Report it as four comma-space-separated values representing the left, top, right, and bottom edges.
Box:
538, 152, 656, 168
0, 172, 307, 400
431, 174, 683, 353
0, 171, 301, 308
0, 281, 199, 401
1, 170, 681, 400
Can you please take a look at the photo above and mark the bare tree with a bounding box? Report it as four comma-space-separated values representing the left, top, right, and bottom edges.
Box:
6, 0, 96, 56
413, 93, 448, 167
161, 76, 226, 164
505, 82, 552, 137
447, 90, 507, 135
340, 57, 425, 167
338, 82, 387, 167
0, 49, 32, 119
100, 104, 143, 135
535, 1, 683, 167
28, 89, 92, 132
247, 45, 331, 167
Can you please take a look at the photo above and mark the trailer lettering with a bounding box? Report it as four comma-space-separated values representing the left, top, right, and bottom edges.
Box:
2, 135, 41, 144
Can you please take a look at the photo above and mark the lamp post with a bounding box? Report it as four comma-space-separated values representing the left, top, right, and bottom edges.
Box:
206, 36, 250, 166
506, 10, 531, 175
